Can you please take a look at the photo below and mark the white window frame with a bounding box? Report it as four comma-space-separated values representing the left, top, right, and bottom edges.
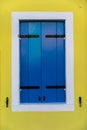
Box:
12, 12, 74, 112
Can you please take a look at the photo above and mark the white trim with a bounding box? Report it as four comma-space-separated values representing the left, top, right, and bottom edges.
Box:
12, 104, 74, 112
12, 12, 74, 112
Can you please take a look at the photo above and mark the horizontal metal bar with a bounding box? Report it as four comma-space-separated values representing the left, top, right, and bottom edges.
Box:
19, 35, 39, 38
20, 86, 40, 89
19, 35, 65, 38
45, 35, 65, 38
46, 86, 65, 89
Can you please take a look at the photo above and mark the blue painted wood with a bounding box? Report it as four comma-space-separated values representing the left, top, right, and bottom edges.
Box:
42, 22, 57, 103
57, 21, 65, 35
57, 89, 66, 102
57, 21, 66, 102
20, 22, 29, 103
20, 22, 29, 35
20, 90, 29, 103
20, 21, 66, 104
57, 39, 65, 86
29, 22, 41, 103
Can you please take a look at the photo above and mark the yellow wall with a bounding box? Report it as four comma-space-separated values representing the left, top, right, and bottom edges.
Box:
0, 0, 87, 130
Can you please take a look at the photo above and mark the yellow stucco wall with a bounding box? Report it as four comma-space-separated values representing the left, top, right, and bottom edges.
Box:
0, 0, 87, 130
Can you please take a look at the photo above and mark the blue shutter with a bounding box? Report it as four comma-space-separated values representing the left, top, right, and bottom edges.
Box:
29, 22, 41, 103
56, 21, 66, 102
20, 22, 29, 103
42, 22, 57, 103
19, 21, 66, 104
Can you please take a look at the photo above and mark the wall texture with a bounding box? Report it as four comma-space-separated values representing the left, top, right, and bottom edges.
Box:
0, 0, 87, 130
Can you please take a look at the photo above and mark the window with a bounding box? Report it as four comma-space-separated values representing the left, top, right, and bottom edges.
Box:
12, 12, 74, 111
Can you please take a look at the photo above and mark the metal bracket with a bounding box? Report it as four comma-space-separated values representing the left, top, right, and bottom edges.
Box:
6, 97, 9, 108
79, 96, 82, 107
